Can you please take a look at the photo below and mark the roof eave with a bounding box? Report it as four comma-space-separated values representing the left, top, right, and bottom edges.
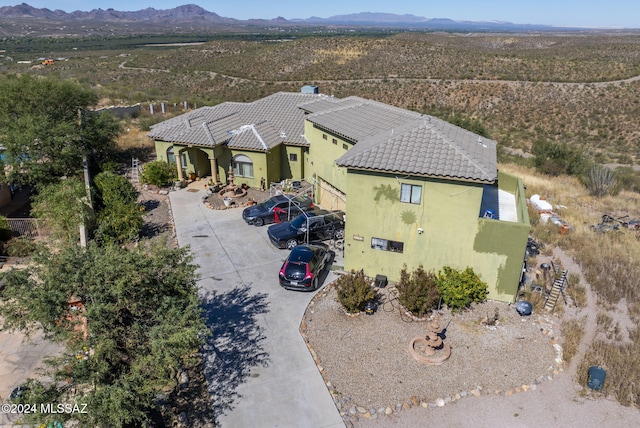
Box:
340, 165, 497, 185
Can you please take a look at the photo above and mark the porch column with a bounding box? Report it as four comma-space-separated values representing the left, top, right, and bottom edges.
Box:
209, 157, 220, 183
175, 150, 184, 182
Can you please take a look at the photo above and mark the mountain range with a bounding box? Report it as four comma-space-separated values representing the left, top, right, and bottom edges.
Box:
0, 3, 579, 33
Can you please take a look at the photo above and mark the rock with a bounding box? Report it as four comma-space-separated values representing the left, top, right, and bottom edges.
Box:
436, 398, 445, 407
522, 384, 530, 392
471, 389, 481, 397
385, 407, 393, 415
410, 396, 420, 406
460, 390, 468, 397
179, 370, 189, 389
349, 406, 357, 415
402, 402, 411, 410
505, 390, 513, 397
357, 406, 366, 414
377, 407, 386, 414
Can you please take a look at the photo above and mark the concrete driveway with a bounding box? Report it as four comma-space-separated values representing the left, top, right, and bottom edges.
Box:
170, 188, 344, 428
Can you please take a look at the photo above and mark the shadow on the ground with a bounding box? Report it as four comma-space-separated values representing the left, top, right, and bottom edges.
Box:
200, 284, 270, 420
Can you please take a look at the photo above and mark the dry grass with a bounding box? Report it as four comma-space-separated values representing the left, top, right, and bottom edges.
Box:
15, 33, 640, 164
501, 163, 640, 408
561, 317, 585, 364
566, 273, 587, 308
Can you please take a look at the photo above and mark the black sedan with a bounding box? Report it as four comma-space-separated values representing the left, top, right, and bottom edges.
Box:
242, 194, 314, 226
267, 209, 345, 249
279, 244, 331, 291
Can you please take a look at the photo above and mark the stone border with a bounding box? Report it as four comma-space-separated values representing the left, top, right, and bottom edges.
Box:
300, 285, 565, 426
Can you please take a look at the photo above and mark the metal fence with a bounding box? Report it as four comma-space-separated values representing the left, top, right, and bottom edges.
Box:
6, 218, 43, 238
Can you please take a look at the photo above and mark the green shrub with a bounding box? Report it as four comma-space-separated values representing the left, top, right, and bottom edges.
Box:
95, 203, 144, 244
140, 161, 176, 187
335, 270, 376, 314
0, 215, 12, 241
436, 266, 488, 311
6, 238, 38, 257
532, 140, 590, 177
396, 264, 440, 316
94, 171, 139, 207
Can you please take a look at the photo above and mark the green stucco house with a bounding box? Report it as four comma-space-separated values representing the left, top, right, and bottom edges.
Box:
149, 91, 530, 302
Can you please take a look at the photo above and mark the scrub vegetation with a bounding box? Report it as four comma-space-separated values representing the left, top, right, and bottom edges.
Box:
2, 28, 640, 413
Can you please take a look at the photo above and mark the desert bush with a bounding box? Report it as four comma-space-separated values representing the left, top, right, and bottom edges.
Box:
6, 238, 38, 257
396, 264, 440, 316
140, 161, 176, 187
436, 266, 488, 311
95, 202, 144, 245
560, 318, 585, 364
94, 171, 139, 207
335, 270, 376, 314
532, 140, 590, 177
582, 164, 618, 197
615, 167, 640, 193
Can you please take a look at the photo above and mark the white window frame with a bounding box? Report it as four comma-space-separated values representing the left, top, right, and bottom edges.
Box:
400, 183, 422, 204
232, 154, 254, 178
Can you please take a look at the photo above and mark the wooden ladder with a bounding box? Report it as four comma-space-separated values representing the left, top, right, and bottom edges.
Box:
545, 269, 568, 312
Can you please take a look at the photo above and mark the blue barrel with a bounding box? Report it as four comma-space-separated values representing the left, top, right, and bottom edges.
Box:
587, 366, 606, 391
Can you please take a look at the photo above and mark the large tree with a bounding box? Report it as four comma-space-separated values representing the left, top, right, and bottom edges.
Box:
0, 242, 207, 427
0, 75, 121, 187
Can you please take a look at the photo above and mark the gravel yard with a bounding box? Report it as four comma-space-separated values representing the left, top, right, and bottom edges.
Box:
302, 284, 562, 422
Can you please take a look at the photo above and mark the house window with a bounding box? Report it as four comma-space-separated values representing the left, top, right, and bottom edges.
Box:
371, 237, 404, 253
232, 154, 254, 178
289, 153, 298, 162
323, 134, 328, 140
166, 146, 187, 168
332, 138, 338, 145
400, 183, 422, 204
342, 143, 348, 150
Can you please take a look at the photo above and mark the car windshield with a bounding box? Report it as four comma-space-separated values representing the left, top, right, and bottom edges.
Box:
263, 198, 279, 210
290, 214, 311, 229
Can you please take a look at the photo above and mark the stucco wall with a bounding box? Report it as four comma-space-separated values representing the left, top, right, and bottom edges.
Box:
281, 145, 305, 180
343, 170, 528, 302
304, 121, 350, 193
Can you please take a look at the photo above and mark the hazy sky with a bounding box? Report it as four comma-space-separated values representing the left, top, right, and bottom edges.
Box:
2, 1, 639, 28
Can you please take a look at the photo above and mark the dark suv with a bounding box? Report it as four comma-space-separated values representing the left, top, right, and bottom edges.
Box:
267, 209, 345, 249
242, 194, 314, 226
278, 244, 331, 291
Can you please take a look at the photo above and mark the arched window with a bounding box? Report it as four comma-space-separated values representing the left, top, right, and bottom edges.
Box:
166, 146, 187, 167
232, 154, 253, 178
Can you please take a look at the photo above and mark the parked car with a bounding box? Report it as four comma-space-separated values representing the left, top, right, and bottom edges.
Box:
242, 194, 314, 226
268, 209, 345, 249
278, 244, 331, 291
